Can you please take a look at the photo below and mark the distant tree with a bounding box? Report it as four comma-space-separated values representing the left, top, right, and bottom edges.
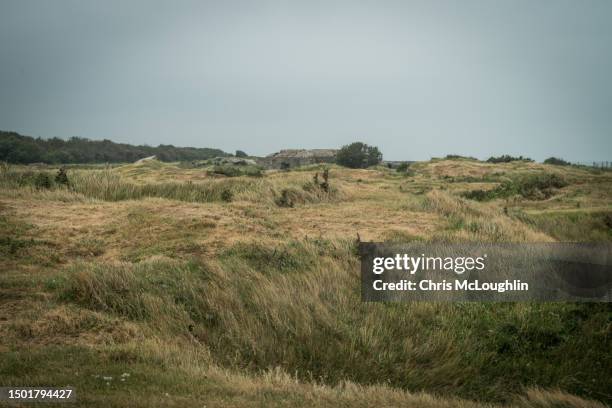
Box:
336, 142, 382, 169
544, 157, 571, 166
235, 150, 248, 158
0, 130, 229, 164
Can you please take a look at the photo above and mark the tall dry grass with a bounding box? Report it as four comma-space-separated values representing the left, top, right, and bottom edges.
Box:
423, 190, 553, 242
67, 169, 346, 205
56, 239, 611, 404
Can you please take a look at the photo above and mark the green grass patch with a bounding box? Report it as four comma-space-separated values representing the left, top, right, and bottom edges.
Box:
59, 259, 212, 329
517, 210, 612, 242
463, 173, 568, 201
209, 164, 263, 177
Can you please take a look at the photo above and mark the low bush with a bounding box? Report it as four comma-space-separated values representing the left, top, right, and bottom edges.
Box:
34, 172, 52, 189
275, 189, 296, 208
486, 155, 533, 163
396, 163, 416, 176
210, 165, 242, 177
220, 188, 233, 202
445, 154, 478, 161
396, 162, 409, 172
462, 189, 491, 201
463, 174, 568, 201
55, 167, 69, 185
209, 165, 262, 177
544, 157, 571, 166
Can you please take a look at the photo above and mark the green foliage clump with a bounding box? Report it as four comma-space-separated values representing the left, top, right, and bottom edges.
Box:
210, 166, 241, 177
34, 172, 52, 189
0, 167, 58, 190
275, 189, 295, 208
220, 241, 320, 274
396, 162, 409, 172
235, 150, 248, 158
209, 165, 262, 177
220, 189, 233, 202
55, 167, 69, 185
461, 189, 491, 201
486, 155, 533, 163
544, 157, 571, 166
463, 173, 568, 201
336, 142, 382, 168
518, 210, 612, 242
445, 154, 478, 161
312, 169, 330, 192
396, 162, 416, 176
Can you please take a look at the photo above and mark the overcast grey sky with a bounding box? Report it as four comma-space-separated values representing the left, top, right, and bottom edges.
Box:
0, 0, 610, 161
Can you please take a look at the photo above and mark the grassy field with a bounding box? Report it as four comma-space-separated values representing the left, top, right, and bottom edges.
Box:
0, 158, 611, 407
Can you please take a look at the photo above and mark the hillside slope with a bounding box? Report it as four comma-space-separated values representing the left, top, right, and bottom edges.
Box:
0, 159, 610, 407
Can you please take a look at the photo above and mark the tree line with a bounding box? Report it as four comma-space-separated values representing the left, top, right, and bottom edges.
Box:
0, 131, 228, 164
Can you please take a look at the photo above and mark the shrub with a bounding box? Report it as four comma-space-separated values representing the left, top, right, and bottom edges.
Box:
235, 150, 248, 158
34, 172, 52, 189
209, 165, 262, 177
462, 189, 491, 201
445, 154, 477, 161
320, 169, 329, 192
515, 174, 568, 198
396, 162, 409, 172
55, 167, 69, 185
544, 157, 571, 166
275, 189, 295, 208
210, 165, 241, 177
463, 174, 568, 201
336, 142, 382, 168
312, 169, 330, 192
221, 189, 233, 202
486, 155, 533, 163
396, 163, 416, 176
604, 214, 612, 230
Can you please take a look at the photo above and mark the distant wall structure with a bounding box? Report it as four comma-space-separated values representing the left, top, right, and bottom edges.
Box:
258, 149, 338, 169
